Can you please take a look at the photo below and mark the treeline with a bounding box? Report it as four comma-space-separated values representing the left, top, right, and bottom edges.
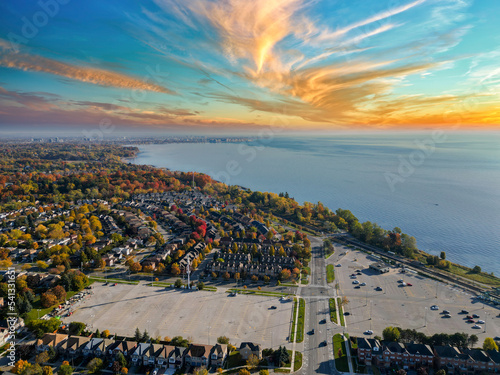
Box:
382, 326, 478, 348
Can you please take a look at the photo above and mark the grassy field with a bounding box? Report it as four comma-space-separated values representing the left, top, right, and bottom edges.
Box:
89, 277, 139, 285
326, 264, 335, 283
296, 298, 305, 343
333, 334, 349, 372
446, 263, 500, 286
294, 351, 303, 372
337, 298, 345, 327
226, 288, 288, 297
290, 298, 298, 342
329, 298, 338, 324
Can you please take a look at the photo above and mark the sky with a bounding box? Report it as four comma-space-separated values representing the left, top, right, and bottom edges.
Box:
0, 0, 499, 134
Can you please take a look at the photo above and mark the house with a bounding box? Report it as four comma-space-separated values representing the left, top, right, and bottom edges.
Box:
357, 337, 382, 365
369, 262, 389, 273
184, 344, 212, 368
82, 338, 104, 356
106, 340, 137, 357
36, 333, 68, 353
239, 342, 261, 360
210, 344, 228, 368
433, 346, 467, 373
405, 343, 434, 369
379, 341, 408, 368
60, 336, 91, 356
130, 343, 150, 364
166, 346, 187, 369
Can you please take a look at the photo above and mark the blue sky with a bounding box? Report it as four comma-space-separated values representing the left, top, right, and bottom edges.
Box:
0, 0, 499, 134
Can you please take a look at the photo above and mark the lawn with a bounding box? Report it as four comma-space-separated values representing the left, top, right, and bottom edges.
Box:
89, 277, 139, 285
329, 298, 338, 324
296, 298, 305, 343
326, 264, 335, 283
337, 298, 345, 327
290, 298, 298, 342
293, 351, 303, 372
333, 334, 349, 372
446, 263, 500, 286
225, 351, 245, 369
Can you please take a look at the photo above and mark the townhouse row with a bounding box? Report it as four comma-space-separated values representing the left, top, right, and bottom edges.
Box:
35, 333, 231, 370
357, 337, 500, 374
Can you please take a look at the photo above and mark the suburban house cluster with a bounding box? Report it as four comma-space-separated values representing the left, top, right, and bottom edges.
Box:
357, 337, 500, 374
35, 333, 262, 371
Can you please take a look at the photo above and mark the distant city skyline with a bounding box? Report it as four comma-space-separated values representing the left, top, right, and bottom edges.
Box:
1, 0, 500, 132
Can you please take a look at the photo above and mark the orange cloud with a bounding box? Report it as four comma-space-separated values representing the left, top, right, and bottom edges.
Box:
0, 47, 174, 94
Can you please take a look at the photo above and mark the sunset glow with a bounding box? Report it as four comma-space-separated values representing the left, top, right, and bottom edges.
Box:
1, 0, 499, 132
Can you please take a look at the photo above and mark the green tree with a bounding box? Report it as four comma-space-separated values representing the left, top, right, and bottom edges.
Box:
42, 366, 53, 375
440, 251, 446, 260
35, 351, 50, 364
259, 370, 269, 375
58, 365, 73, 375
68, 322, 86, 336
86, 358, 103, 373
217, 336, 230, 344
472, 265, 481, 273
238, 369, 251, 375
247, 354, 260, 368
116, 352, 127, 368
134, 327, 142, 342
382, 326, 401, 342
483, 337, 499, 351
194, 368, 208, 375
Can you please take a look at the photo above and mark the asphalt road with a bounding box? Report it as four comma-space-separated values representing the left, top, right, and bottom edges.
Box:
297, 235, 340, 375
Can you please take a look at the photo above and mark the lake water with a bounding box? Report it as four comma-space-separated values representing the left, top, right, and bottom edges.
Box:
129, 132, 500, 273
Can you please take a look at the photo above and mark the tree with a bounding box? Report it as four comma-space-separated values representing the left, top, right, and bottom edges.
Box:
121, 368, 128, 374
40, 292, 58, 308
116, 352, 127, 368
435, 370, 446, 375
383, 326, 401, 342
238, 369, 251, 375
222, 272, 230, 281
87, 357, 103, 373
102, 329, 110, 338
440, 251, 446, 260
468, 334, 479, 348
112, 361, 121, 374
247, 354, 260, 368
194, 368, 208, 375
51, 285, 66, 302
13, 360, 31, 374
134, 327, 142, 342
142, 329, 150, 342
217, 336, 230, 344
171, 262, 181, 275
36, 260, 49, 269
198, 282, 205, 290
483, 337, 499, 351
259, 370, 270, 375
279, 269, 291, 281
175, 279, 183, 288
472, 265, 481, 273
129, 262, 142, 273
35, 351, 50, 364
58, 364, 73, 375
68, 322, 86, 336
42, 366, 53, 375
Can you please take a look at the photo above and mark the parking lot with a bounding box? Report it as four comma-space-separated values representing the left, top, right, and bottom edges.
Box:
64, 283, 293, 349
332, 247, 500, 341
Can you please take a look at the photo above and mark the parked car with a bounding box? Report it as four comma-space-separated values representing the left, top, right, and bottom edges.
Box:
472, 324, 482, 329
311, 329, 315, 334
335, 264, 342, 267
320, 319, 326, 324
344, 312, 350, 316
443, 310, 450, 314
354, 285, 361, 289
431, 305, 439, 310
270, 306, 277, 310
477, 320, 485, 324
352, 280, 359, 284
360, 282, 366, 286
406, 283, 413, 286
364, 330, 373, 335
467, 319, 475, 323
466, 315, 473, 319
472, 314, 480, 318
443, 314, 451, 318
320, 340, 327, 347
460, 310, 469, 314
375, 287, 383, 291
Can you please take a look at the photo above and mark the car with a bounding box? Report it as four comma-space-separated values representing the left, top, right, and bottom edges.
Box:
352, 280, 359, 284
320, 340, 327, 347
443, 314, 451, 318
466, 315, 473, 319
335, 264, 342, 267
270, 306, 277, 310
443, 310, 450, 314
360, 282, 366, 286
467, 319, 475, 323
401, 282, 407, 286
406, 283, 412, 286
350, 275, 357, 279
311, 329, 315, 334
375, 287, 383, 291
461, 310, 469, 314
320, 319, 326, 324
472, 314, 480, 318
472, 324, 482, 329
356, 272, 362, 275
477, 320, 485, 324
113, 283, 117, 286
354, 285, 361, 289
103, 282, 108, 286
344, 312, 350, 316
430, 305, 439, 310
364, 330, 373, 335
398, 279, 404, 283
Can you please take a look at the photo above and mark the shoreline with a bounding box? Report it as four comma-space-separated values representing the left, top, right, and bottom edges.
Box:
122, 148, 499, 288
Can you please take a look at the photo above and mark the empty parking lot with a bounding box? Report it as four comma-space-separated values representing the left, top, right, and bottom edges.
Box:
63, 283, 293, 349
332, 247, 500, 341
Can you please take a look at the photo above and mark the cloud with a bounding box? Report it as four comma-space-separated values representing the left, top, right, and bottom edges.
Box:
0, 42, 174, 94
